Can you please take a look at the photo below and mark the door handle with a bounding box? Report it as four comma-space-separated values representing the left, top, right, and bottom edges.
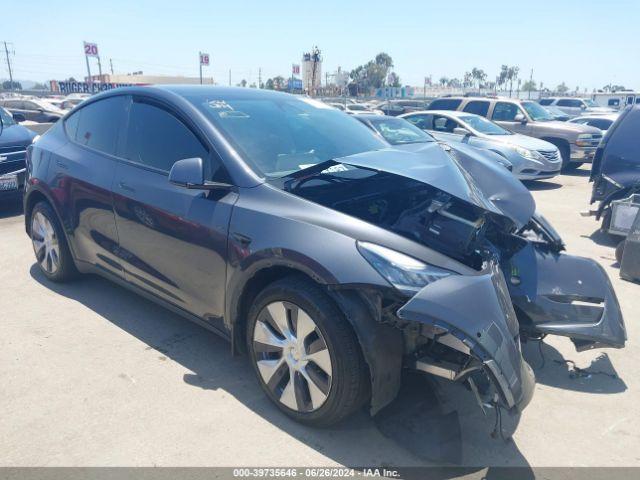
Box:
118, 181, 135, 193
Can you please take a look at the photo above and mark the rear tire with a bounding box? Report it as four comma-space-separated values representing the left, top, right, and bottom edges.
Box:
554, 143, 581, 172
30, 202, 78, 282
247, 275, 369, 427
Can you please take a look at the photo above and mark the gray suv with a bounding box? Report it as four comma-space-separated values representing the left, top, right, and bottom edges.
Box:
428, 97, 602, 171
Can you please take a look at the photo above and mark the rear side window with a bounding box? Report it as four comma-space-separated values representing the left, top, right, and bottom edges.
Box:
587, 119, 613, 130
605, 110, 640, 157
427, 99, 462, 111
538, 99, 554, 106
557, 99, 582, 108
492, 102, 519, 121
70, 96, 129, 156
462, 101, 490, 117
608, 99, 620, 107
404, 114, 433, 130
124, 101, 208, 173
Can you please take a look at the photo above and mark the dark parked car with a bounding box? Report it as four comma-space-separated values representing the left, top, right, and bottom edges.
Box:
377, 99, 430, 116
0, 98, 64, 123
25, 87, 626, 429
589, 105, 640, 230
0, 107, 38, 198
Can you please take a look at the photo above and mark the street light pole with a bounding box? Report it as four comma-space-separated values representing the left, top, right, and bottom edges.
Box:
199, 52, 203, 85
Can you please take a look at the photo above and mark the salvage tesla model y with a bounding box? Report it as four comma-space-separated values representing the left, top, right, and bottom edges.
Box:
24, 87, 626, 427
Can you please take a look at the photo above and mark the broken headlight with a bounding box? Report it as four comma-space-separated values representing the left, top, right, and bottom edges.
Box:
357, 241, 456, 295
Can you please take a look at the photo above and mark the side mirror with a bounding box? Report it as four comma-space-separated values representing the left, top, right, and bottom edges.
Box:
514, 113, 527, 124
580, 104, 587, 110
169, 157, 233, 191
12, 112, 26, 122
453, 127, 471, 136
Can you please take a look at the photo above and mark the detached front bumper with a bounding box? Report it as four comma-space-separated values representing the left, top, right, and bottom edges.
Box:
507, 245, 627, 351
397, 262, 535, 413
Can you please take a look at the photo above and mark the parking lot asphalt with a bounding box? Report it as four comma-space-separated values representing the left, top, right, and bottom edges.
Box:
1, 166, 638, 468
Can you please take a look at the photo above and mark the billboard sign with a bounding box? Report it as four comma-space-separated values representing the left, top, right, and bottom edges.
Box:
200, 53, 210, 66
50, 80, 135, 95
288, 78, 303, 90
83, 42, 99, 57
292, 64, 300, 76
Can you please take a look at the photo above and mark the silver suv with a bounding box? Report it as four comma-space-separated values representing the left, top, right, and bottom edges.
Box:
538, 97, 616, 117
427, 97, 603, 171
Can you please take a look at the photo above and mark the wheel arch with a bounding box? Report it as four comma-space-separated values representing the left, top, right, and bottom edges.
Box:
24, 187, 56, 235
228, 259, 404, 415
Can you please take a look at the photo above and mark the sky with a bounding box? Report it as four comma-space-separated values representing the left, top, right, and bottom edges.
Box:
2, 0, 639, 91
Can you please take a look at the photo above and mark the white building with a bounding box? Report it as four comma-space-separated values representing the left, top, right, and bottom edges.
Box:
302, 50, 322, 94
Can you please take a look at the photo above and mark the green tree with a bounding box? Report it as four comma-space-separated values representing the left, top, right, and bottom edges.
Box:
237, 79, 247, 88
349, 52, 396, 93
471, 68, 487, 89
447, 78, 461, 88
387, 72, 401, 88
31, 82, 48, 90
556, 82, 569, 94
439, 76, 449, 87
522, 80, 537, 91
463, 72, 473, 88
507, 66, 519, 96
1, 80, 22, 90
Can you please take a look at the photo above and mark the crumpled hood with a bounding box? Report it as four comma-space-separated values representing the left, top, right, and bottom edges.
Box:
337, 144, 536, 228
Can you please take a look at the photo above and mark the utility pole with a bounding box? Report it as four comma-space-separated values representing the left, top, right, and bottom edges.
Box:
528, 68, 533, 99
3, 41, 14, 91
199, 52, 203, 85
97, 56, 103, 81
423, 76, 427, 104
258, 67, 262, 89
110, 58, 114, 75
228, 69, 231, 86
85, 55, 92, 89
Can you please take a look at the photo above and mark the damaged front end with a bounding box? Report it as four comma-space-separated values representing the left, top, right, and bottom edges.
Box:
277, 145, 626, 417
397, 261, 535, 414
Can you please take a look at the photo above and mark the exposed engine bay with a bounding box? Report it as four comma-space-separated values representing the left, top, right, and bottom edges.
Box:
282, 166, 528, 270
274, 151, 625, 423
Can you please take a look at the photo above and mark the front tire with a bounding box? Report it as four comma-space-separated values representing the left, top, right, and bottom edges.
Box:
247, 276, 369, 427
30, 202, 78, 282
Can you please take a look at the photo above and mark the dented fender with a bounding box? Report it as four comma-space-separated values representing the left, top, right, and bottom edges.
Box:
397, 262, 534, 412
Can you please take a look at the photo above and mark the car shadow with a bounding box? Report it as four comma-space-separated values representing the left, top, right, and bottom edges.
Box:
522, 340, 626, 394
561, 167, 591, 177
29, 265, 533, 471
522, 180, 562, 191
583, 227, 621, 248
0, 196, 23, 218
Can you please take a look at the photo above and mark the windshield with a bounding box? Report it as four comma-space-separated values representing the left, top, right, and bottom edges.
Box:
0, 107, 16, 127
458, 115, 511, 135
347, 104, 368, 111
368, 117, 436, 144
190, 94, 386, 177
522, 101, 554, 121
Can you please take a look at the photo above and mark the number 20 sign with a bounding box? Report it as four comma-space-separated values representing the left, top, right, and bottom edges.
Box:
84, 42, 99, 57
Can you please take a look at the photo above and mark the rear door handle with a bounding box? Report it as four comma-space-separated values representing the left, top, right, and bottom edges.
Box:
118, 181, 135, 193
